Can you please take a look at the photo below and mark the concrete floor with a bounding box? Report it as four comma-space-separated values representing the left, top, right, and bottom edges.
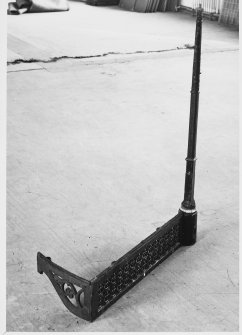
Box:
7, 2, 239, 332
7, 1, 238, 63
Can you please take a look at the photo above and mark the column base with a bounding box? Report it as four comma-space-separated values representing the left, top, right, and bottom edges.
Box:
179, 209, 197, 246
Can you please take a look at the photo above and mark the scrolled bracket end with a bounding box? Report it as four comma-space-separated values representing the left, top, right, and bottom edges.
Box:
37, 252, 93, 322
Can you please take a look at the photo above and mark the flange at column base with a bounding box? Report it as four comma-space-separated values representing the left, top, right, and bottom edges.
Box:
179, 209, 197, 246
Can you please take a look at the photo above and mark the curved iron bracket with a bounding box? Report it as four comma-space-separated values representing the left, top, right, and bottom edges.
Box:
37, 211, 196, 321
37, 252, 93, 321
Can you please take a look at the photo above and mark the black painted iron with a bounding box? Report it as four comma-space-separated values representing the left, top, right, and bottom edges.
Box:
179, 3, 203, 246
37, 6, 203, 322
37, 214, 182, 321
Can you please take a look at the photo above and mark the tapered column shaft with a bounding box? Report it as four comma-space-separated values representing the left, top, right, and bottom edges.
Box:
181, 6, 203, 212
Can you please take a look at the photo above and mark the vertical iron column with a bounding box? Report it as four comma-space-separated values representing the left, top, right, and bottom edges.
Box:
180, 5, 203, 246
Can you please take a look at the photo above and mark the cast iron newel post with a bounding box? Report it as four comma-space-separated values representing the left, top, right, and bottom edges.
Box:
180, 5, 203, 246
36, 7, 204, 322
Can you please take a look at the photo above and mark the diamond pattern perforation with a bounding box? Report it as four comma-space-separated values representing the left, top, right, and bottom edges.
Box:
96, 223, 180, 311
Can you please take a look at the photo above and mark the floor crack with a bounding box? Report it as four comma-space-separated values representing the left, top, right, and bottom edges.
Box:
226, 269, 236, 287
7, 46, 193, 66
